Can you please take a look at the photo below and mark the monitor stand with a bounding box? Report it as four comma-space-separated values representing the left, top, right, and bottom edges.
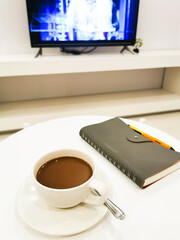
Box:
35, 48, 43, 58
120, 46, 135, 55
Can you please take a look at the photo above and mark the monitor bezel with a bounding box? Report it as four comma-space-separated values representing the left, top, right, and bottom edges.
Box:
25, 0, 140, 49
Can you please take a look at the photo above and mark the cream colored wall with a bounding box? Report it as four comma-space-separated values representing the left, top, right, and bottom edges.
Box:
0, 0, 180, 55
0, 0, 180, 103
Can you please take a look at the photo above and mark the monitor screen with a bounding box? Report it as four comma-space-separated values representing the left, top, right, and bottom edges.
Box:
26, 0, 140, 48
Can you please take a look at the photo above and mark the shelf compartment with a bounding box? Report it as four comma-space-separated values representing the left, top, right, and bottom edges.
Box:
0, 89, 180, 132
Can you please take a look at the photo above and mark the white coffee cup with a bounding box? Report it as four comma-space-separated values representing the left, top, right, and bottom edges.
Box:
32, 149, 108, 208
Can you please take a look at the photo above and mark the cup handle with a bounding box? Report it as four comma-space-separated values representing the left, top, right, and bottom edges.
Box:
83, 179, 108, 205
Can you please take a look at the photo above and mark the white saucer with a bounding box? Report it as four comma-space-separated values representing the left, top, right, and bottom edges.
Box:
16, 176, 107, 236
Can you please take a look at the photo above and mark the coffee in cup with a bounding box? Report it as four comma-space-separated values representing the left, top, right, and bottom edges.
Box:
36, 156, 93, 189
32, 149, 107, 208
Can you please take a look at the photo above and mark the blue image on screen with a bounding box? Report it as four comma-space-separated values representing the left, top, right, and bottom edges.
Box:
29, 0, 137, 42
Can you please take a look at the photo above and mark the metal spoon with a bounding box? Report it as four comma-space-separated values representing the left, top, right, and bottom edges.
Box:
91, 188, 126, 220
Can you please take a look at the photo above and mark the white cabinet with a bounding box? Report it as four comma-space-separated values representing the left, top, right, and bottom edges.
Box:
0, 50, 180, 132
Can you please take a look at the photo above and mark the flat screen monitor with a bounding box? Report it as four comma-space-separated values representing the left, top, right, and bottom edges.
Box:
26, 0, 140, 48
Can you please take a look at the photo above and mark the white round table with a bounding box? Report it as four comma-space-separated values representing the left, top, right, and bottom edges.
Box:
0, 115, 180, 240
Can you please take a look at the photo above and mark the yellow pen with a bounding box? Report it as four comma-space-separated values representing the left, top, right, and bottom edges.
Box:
129, 125, 174, 150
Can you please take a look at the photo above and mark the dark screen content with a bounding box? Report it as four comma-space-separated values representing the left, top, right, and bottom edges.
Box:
36, 156, 93, 189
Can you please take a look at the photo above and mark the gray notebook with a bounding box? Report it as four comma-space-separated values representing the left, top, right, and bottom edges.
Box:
79, 117, 180, 188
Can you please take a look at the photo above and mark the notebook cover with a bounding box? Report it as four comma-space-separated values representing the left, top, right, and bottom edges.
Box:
79, 117, 180, 188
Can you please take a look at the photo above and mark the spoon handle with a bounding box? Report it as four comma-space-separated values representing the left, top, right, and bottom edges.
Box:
91, 188, 125, 220
104, 198, 126, 220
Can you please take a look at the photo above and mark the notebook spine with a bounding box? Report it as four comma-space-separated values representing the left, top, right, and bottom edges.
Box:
80, 131, 142, 187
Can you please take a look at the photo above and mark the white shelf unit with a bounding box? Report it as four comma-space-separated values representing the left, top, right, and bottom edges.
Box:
1, 50, 180, 76
0, 50, 180, 132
